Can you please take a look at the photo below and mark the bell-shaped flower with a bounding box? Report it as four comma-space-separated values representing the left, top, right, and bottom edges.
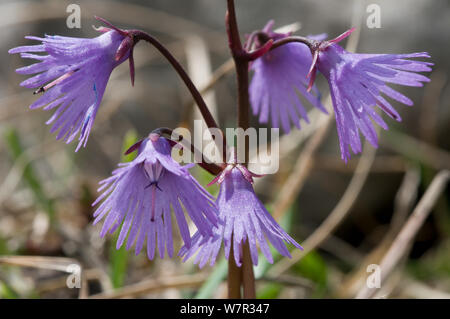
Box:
9, 17, 136, 150
180, 152, 302, 268
308, 28, 432, 161
249, 21, 327, 133
93, 134, 218, 260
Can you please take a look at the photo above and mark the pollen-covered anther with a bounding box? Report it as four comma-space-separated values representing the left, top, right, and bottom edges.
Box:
33, 69, 77, 94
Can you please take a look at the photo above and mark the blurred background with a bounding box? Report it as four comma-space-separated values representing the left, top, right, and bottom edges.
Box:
0, 0, 449, 298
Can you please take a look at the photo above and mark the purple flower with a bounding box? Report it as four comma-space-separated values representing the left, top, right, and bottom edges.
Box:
8, 17, 135, 151
308, 28, 433, 162
179, 156, 302, 268
249, 21, 327, 133
92, 134, 218, 260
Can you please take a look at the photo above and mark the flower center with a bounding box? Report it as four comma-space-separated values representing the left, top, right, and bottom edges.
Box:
143, 161, 164, 222
144, 160, 163, 183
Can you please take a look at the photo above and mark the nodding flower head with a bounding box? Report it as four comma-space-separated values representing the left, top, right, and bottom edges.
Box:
304, 27, 356, 92
92, 134, 218, 260
93, 16, 136, 84
179, 147, 302, 268
9, 16, 136, 151
248, 20, 327, 134
307, 28, 432, 162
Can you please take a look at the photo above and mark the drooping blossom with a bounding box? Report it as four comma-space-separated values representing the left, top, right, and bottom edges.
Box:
179, 151, 302, 267
249, 20, 327, 133
8, 17, 136, 151
307, 28, 433, 161
92, 134, 218, 260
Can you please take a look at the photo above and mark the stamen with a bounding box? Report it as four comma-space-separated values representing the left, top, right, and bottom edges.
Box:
144, 161, 164, 182
33, 69, 77, 94
150, 184, 156, 222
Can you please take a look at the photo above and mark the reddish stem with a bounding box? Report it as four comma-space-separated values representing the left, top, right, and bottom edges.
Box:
242, 242, 256, 298
131, 30, 227, 159
228, 235, 242, 299
226, 0, 255, 299
151, 127, 225, 175
270, 35, 317, 51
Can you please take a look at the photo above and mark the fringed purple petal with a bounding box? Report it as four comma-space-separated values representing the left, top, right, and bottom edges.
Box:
180, 168, 301, 267
93, 137, 218, 260
317, 43, 432, 161
249, 31, 326, 133
9, 30, 130, 150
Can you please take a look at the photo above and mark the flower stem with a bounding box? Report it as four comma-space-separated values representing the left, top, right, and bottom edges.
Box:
242, 242, 256, 298
226, 0, 256, 299
228, 235, 242, 299
152, 127, 225, 175
132, 30, 227, 159
226, 0, 249, 151
270, 35, 317, 51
